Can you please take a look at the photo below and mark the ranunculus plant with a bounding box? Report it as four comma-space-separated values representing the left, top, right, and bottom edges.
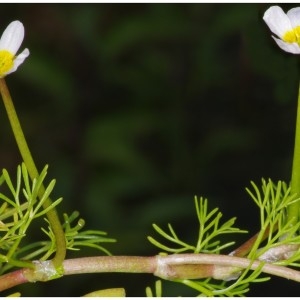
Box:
1, 7, 300, 295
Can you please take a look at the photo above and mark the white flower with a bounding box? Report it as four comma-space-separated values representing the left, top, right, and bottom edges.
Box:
0, 20, 29, 77
263, 6, 300, 54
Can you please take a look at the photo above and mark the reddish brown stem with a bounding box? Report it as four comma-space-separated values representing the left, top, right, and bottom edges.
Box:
230, 226, 272, 257
0, 269, 28, 292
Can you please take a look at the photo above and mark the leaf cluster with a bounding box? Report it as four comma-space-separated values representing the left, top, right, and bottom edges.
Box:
0, 163, 115, 275
148, 196, 247, 254
148, 196, 252, 296
246, 179, 300, 263
147, 179, 300, 296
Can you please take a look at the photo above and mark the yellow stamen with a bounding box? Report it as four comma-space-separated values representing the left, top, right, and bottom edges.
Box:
283, 26, 300, 45
294, 26, 300, 38
0, 50, 14, 77
283, 30, 297, 43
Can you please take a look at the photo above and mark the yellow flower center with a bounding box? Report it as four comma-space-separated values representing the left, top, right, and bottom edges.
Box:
283, 26, 300, 44
0, 50, 14, 77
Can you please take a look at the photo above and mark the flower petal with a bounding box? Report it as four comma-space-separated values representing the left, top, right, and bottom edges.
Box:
263, 6, 293, 38
0, 21, 24, 55
5, 48, 29, 75
272, 36, 300, 54
287, 7, 300, 28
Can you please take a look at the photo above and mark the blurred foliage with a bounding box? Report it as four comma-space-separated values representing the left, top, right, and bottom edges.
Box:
0, 3, 299, 296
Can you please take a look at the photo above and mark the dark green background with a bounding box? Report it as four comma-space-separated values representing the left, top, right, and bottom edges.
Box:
0, 3, 299, 296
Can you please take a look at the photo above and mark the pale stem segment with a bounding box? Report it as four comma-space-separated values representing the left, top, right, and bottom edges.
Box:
0, 78, 66, 268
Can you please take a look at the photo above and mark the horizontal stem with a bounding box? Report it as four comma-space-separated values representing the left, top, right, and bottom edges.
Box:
63, 256, 156, 275
154, 253, 300, 281
1, 253, 300, 293
0, 269, 27, 292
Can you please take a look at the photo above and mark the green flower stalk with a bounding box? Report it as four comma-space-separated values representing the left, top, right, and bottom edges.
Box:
0, 20, 66, 269
263, 6, 300, 224
289, 83, 300, 223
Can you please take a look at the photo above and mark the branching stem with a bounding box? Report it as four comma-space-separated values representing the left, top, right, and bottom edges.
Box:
0, 78, 66, 268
